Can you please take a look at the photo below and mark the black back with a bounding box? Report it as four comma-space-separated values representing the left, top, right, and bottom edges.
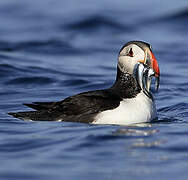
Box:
9, 89, 122, 122
8, 68, 141, 122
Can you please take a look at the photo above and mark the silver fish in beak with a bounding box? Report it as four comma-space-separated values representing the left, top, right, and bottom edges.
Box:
134, 62, 159, 99
137, 47, 160, 92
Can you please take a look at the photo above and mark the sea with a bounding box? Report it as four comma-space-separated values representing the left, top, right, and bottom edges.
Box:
0, 0, 188, 179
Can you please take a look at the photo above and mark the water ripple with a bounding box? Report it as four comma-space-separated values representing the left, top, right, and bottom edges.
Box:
0, 0, 188, 180
5, 77, 55, 85
63, 15, 131, 33
164, 8, 188, 21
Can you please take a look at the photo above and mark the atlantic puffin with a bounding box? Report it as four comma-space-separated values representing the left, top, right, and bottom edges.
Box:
8, 41, 160, 125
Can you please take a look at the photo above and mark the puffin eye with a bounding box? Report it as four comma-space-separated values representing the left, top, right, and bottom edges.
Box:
128, 48, 134, 57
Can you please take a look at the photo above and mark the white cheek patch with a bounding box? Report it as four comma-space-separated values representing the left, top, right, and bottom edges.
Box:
118, 56, 135, 73
132, 45, 145, 58
118, 44, 145, 74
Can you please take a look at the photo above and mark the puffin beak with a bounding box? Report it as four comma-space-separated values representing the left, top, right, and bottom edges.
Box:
150, 51, 160, 77
147, 49, 160, 91
138, 49, 160, 91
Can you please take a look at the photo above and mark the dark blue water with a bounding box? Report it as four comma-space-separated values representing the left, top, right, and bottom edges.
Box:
1, 0, 188, 179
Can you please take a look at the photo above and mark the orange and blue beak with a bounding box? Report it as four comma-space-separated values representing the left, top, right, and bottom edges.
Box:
148, 50, 160, 90
138, 49, 160, 90
150, 50, 160, 78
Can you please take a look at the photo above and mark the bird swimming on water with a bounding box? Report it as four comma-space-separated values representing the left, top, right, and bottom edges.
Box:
8, 41, 160, 125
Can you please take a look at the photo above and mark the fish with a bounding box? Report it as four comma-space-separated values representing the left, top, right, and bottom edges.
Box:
134, 62, 159, 99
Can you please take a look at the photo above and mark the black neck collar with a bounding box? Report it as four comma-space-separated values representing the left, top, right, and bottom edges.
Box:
111, 66, 141, 99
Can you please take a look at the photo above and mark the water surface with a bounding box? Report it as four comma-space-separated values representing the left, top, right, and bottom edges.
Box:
0, 0, 188, 179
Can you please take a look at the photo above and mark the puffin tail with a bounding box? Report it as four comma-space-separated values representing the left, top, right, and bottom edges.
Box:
8, 110, 59, 121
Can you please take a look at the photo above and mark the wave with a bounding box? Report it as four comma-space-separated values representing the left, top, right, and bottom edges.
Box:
0, 39, 76, 54
164, 8, 188, 21
63, 15, 133, 33
5, 77, 54, 86
142, 7, 188, 26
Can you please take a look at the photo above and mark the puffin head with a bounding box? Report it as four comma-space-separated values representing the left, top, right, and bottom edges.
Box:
118, 41, 160, 79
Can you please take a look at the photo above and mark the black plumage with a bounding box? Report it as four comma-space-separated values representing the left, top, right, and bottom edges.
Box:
8, 67, 141, 123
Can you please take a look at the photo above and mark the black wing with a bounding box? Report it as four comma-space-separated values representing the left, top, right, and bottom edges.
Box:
8, 89, 122, 123
23, 102, 57, 110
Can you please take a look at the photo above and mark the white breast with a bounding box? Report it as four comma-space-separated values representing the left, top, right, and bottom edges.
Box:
93, 92, 157, 125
